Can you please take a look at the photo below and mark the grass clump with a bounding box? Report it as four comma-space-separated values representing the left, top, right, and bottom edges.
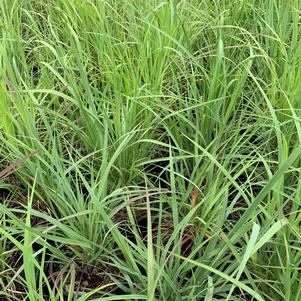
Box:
0, 0, 301, 300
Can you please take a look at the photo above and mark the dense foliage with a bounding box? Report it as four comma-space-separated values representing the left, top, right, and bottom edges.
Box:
0, 1, 301, 300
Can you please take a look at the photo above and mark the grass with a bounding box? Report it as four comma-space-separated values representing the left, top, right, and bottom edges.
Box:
0, 0, 301, 300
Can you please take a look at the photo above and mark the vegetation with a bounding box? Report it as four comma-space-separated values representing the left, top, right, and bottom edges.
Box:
0, 0, 301, 300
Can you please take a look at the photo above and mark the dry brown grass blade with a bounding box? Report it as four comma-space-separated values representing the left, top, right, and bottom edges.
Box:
0, 151, 38, 180
192, 186, 198, 207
